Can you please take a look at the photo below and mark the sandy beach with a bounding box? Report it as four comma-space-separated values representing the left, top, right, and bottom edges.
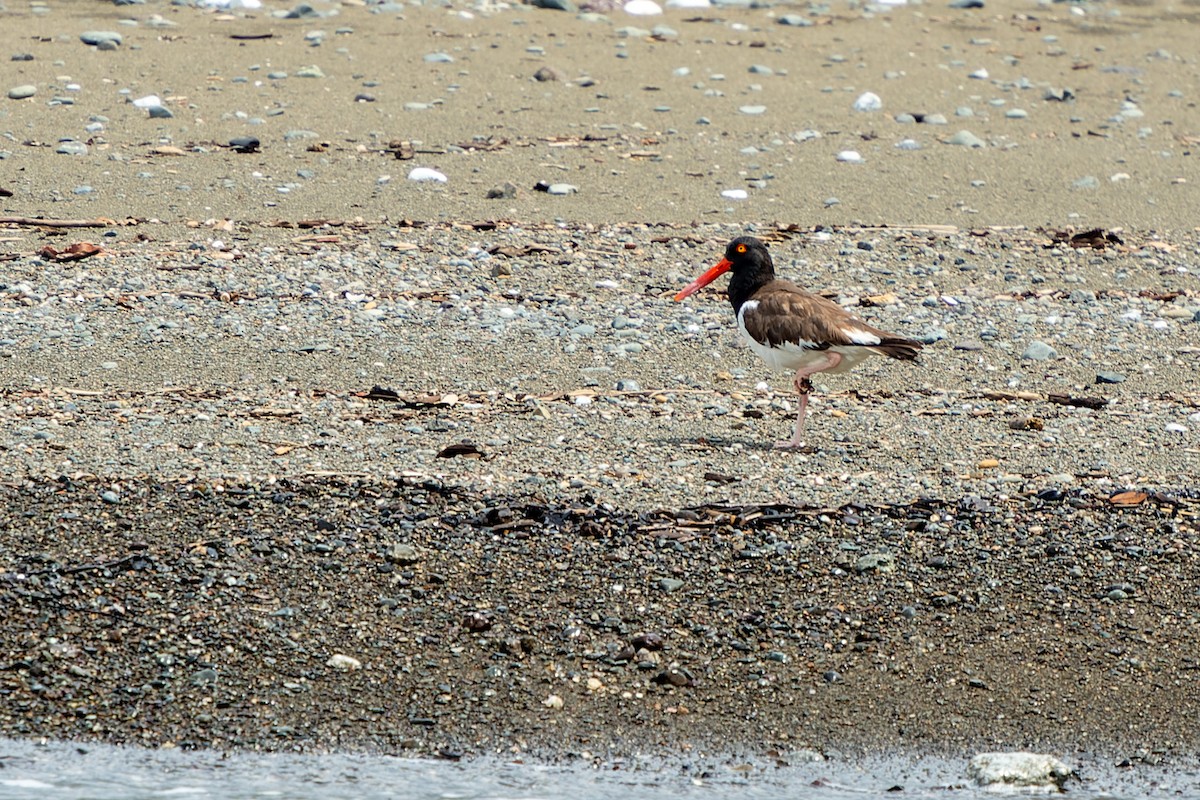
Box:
2, 0, 1200, 767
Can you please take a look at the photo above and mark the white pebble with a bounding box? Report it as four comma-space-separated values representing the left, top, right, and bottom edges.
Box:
132, 94, 163, 109
624, 0, 663, 14
721, 189, 748, 200
407, 167, 447, 183
543, 694, 564, 709
326, 654, 362, 670
836, 150, 864, 163
853, 92, 882, 112
1166, 423, 1188, 434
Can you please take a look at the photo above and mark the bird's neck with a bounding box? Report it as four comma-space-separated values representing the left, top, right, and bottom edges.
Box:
727, 269, 770, 313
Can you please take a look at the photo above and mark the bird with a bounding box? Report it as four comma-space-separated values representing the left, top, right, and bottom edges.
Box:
675, 236, 922, 450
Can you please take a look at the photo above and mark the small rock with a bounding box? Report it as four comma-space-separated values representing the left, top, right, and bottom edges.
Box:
80, 31, 123, 47
533, 66, 563, 82
385, 543, 421, 565
657, 577, 685, 593
547, 183, 577, 195
408, 167, 447, 183
855, 553, 895, 573
967, 752, 1072, 791
1095, 371, 1125, 384
777, 14, 813, 26
624, 0, 663, 14
101, 490, 121, 504
721, 189, 748, 200
836, 150, 864, 163
486, 182, 517, 199
295, 65, 325, 78
739, 105, 767, 116
852, 91, 882, 112
946, 130, 985, 148
326, 654, 362, 671
7, 85, 36, 100
1021, 341, 1057, 361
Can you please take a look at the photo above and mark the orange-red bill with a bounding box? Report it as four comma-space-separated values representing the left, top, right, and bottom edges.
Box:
673, 258, 731, 301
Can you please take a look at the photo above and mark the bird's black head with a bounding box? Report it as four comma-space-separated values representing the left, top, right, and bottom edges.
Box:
722, 236, 774, 275
675, 236, 776, 306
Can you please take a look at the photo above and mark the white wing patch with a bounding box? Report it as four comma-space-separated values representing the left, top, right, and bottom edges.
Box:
844, 328, 881, 346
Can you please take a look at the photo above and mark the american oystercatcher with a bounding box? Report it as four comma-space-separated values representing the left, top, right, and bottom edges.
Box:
675, 236, 922, 449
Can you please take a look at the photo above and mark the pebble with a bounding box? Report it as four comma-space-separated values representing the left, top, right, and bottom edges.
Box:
547, 183, 578, 195
852, 92, 882, 112
738, 105, 767, 116
836, 150, 864, 163
326, 654, 363, 671
7, 85, 36, 100
967, 753, 1071, 791
1021, 341, 1057, 361
721, 189, 748, 200
80, 31, 123, 47
946, 130, 985, 148
55, 141, 88, 156
624, 0, 663, 14
408, 168, 448, 183
1095, 371, 1125, 384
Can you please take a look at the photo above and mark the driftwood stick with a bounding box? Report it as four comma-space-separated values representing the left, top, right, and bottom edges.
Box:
0, 216, 119, 228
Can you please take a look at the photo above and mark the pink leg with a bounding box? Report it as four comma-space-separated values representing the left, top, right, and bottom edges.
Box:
774, 351, 843, 450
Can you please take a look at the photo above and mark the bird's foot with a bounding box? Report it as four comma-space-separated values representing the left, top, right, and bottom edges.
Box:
794, 377, 814, 395
773, 438, 808, 450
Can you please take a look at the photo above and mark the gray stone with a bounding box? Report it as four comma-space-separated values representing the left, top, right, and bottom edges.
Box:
1021, 341, 1057, 361
424, 52, 454, 64
7, 85, 36, 100
1095, 371, 1125, 384
80, 31, 123, 47
532, 0, 575, 9
777, 14, 813, 26
946, 130, 985, 147
284, 3, 323, 18
56, 141, 88, 156
657, 577, 685, 593
295, 65, 325, 78
486, 182, 517, 200
385, 543, 421, 565
148, 105, 174, 119
855, 553, 895, 574
547, 183, 577, 195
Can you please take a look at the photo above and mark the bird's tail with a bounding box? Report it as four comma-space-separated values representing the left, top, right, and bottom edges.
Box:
873, 338, 922, 361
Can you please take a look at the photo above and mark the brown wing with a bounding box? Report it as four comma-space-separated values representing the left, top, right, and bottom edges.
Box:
744, 281, 922, 360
